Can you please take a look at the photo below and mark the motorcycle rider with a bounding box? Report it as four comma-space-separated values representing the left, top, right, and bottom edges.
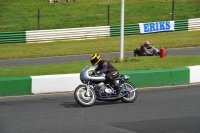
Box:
90, 53, 123, 96
140, 40, 156, 56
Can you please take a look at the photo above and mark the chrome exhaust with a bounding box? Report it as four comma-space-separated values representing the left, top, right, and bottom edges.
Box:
129, 88, 137, 93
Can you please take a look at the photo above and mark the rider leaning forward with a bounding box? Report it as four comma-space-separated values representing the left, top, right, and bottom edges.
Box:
90, 53, 124, 96
140, 40, 156, 56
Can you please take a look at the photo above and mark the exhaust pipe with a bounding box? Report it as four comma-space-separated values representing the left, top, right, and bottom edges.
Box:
129, 88, 137, 93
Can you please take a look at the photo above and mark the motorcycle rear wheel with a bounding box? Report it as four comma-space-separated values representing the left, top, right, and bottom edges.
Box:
74, 85, 96, 107
121, 81, 137, 103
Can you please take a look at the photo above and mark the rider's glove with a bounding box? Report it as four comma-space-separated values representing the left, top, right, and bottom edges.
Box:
89, 72, 95, 76
96, 71, 101, 74
89, 71, 93, 75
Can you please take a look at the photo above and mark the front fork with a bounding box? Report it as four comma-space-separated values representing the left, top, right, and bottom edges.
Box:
83, 81, 91, 97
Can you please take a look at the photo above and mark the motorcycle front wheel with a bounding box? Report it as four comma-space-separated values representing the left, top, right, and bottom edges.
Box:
121, 81, 137, 103
74, 85, 96, 107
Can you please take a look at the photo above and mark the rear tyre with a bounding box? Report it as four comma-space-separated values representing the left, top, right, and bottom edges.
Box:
74, 85, 96, 107
121, 81, 137, 103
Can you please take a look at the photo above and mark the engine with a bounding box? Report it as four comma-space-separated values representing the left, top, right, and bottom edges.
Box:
98, 82, 114, 95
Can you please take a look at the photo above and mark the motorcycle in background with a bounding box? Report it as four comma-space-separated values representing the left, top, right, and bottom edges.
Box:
133, 47, 166, 56
74, 65, 137, 107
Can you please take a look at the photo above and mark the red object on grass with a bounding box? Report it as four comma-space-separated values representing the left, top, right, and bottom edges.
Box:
160, 47, 166, 58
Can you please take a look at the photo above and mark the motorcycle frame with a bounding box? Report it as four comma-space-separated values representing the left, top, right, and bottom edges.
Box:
83, 78, 126, 99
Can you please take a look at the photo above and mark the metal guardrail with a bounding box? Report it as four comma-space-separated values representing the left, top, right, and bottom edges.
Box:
188, 18, 200, 31
110, 24, 139, 37
175, 19, 188, 31
26, 26, 110, 43
0, 31, 26, 44
0, 18, 199, 44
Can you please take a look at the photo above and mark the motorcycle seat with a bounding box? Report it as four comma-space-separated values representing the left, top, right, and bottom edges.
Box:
115, 77, 124, 80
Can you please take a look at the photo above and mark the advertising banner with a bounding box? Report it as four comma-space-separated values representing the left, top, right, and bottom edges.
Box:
139, 21, 174, 34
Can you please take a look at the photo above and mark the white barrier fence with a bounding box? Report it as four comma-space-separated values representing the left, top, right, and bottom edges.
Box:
188, 18, 200, 31
26, 26, 110, 43
31, 74, 81, 94
188, 65, 200, 83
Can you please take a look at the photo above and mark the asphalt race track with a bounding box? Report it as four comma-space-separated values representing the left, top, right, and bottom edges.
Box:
0, 84, 200, 133
0, 47, 200, 67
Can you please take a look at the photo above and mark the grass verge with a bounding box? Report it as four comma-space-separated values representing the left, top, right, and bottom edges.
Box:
0, 56, 200, 78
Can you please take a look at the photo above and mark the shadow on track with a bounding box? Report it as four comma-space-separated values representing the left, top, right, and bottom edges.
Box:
60, 101, 125, 108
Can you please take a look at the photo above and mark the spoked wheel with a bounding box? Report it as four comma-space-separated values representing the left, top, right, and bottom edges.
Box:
74, 85, 96, 107
120, 81, 137, 103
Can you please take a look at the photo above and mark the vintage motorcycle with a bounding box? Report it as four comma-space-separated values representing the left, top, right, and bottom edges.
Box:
74, 65, 137, 107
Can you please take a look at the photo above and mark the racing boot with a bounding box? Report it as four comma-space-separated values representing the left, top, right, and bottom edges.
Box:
114, 84, 124, 97
113, 80, 127, 97
116, 85, 129, 97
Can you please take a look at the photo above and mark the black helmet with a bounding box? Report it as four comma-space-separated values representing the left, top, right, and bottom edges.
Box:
90, 53, 101, 65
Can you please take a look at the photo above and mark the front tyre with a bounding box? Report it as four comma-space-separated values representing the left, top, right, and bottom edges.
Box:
121, 81, 137, 103
74, 85, 96, 107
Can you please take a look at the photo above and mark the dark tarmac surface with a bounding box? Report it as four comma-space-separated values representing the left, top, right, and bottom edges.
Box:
0, 84, 200, 133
